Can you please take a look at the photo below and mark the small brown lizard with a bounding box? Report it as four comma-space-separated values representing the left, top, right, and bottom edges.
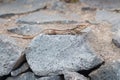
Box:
10, 24, 89, 39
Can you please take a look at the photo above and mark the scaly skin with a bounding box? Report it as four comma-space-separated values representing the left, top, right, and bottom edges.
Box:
10, 24, 89, 39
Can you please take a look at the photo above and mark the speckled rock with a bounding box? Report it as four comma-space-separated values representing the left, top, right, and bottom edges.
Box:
0, 0, 56, 17
7, 24, 42, 36
16, 11, 78, 24
6, 72, 35, 80
112, 31, 120, 48
64, 71, 89, 80
11, 63, 29, 77
90, 60, 120, 80
25, 34, 103, 76
80, 0, 120, 10
50, 1, 67, 12
96, 10, 120, 32
6, 72, 62, 80
0, 35, 23, 76
37, 76, 62, 80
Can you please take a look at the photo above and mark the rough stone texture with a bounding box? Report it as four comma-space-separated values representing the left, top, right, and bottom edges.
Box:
7, 72, 61, 80
96, 10, 120, 32
16, 11, 78, 24
0, 34, 17, 45
6, 72, 35, 80
96, 10, 120, 24
90, 60, 120, 80
0, 0, 55, 16
112, 31, 120, 48
0, 34, 23, 76
80, 0, 120, 10
37, 76, 62, 80
63, 71, 88, 80
25, 34, 103, 76
50, 1, 67, 12
7, 24, 42, 36
11, 63, 29, 77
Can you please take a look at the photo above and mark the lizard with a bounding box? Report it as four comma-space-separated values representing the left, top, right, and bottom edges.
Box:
10, 23, 89, 39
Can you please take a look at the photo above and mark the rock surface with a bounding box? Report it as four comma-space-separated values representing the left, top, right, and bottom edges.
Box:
25, 34, 103, 76
6, 72, 62, 80
90, 60, 120, 80
37, 76, 62, 80
64, 71, 88, 80
7, 24, 42, 36
0, 35, 23, 76
112, 31, 120, 48
11, 63, 29, 77
96, 10, 120, 32
6, 72, 35, 80
80, 0, 120, 10
50, 1, 67, 12
17, 11, 78, 24
0, 0, 56, 16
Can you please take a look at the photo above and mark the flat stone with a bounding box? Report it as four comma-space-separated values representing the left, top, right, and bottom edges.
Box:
11, 63, 29, 77
0, 0, 53, 17
7, 24, 42, 36
16, 11, 78, 24
112, 31, 120, 48
63, 71, 89, 80
90, 60, 120, 80
80, 0, 120, 10
25, 34, 103, 76
0, 34, 23, 76
96, 10, 120, 32
6, 72, 35, 80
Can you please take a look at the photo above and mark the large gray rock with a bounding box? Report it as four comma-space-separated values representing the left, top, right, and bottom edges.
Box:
25, 34, 103, 76
90, 60, 120, 80
80, 0, 120, 10
7, 24, 42, 36
0, 0, 54, 16
0, 35, 23, 76
96, 10, 120, 32
64, 71, 89, 80
17, 11, 78, 24
11, 63, 29, 77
